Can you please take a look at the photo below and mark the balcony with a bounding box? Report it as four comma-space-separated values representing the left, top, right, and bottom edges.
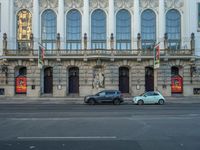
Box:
1, 33, 196, 61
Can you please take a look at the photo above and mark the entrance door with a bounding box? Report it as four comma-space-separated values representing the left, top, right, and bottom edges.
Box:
145, 67, 154, 92
44, 67, 53, 94
119, 67, 129, 93
69, 67, 79, 94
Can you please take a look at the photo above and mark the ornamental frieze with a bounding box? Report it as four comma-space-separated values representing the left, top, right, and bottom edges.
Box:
165, 0, 184, 9
114, 0, 133, 9
14, 0, 33, 9
89, 0, 108, 9
140, 0, 159, 9
64, 0, 83, 9
39, 0, 58, 8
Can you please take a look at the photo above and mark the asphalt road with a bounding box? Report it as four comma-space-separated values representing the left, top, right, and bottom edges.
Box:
0, 103, 200, 150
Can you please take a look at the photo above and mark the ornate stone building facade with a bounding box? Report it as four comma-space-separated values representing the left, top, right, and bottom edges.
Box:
0, 0, 200, 97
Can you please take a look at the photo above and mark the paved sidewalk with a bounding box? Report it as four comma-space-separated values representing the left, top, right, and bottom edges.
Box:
0, 96, 200, 104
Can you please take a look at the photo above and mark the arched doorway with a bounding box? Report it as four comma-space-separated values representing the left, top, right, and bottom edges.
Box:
15, 67, 27, 94
171, 66, 183, 94
69, 67, 79, 94
119, 67, 129, 93
145, 67, 154, 91
44, 67, 53, 94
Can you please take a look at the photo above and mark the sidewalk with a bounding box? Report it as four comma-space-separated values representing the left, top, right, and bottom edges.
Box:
0, 96, 200, 104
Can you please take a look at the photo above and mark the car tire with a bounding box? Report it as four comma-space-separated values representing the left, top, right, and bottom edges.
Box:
158, 99, 165, 105
88, 99, 95, 105
137, 100, 144, 105
113, 99, 120, 105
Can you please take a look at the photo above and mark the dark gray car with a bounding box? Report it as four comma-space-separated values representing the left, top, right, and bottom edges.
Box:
84, 90, 123, 105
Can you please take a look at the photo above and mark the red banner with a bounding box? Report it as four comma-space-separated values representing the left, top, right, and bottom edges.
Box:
16, 76, 27, 94
171, 75, 183, 93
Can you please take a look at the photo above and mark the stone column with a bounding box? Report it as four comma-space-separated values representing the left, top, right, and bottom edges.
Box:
108, 0, 114, 49
33, 0, 39, 50
82, 0, 90, 49
133, 0, 140, 49
58, 0, 65, 49
159, 0, 165, 49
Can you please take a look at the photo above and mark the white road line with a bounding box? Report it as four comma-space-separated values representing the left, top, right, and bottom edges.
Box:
17, 136, 117, 140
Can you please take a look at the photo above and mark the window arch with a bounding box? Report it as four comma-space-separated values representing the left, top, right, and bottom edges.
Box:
41, 9, 57, 50
116, 9, 131, 50
66, 9, 81, 50
141, 9, 156, 49
91, 9, 107, 49
17, 9, 32, 50
166, 9, 181, 50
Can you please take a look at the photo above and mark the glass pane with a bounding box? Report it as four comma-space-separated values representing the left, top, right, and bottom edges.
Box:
116, 9, 131, 50
91, 9, 106, 49
41, 9, 57, 50
166, 9, 181, 50
66, 9, 81, 50
198, 3, 200, 28
141, 9, 156, 49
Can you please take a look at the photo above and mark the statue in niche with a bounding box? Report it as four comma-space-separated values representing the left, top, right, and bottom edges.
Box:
92, 68, 105, 89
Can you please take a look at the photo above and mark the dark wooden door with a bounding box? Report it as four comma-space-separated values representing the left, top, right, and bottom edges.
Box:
69, 67, 79, 94
119, 67, 129, 93
44, 67, 53, 94
145, 67, 154, 92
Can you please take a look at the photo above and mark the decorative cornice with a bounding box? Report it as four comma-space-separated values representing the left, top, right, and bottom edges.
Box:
165, 0, 184, 9
114, 0, 133, 9
140, 0, 159, 9
39, 0, 58, 9
89, 0, 108, 9
14, 0, 33, 9
65, 0, 83, 9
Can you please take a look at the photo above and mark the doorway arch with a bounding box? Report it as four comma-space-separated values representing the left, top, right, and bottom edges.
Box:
44, 67, 53, 94
145, 67, 154, 91
68, 67, 79, 94
119, 67, 129, 93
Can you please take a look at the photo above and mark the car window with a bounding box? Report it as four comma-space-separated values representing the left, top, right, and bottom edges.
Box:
106, 91, 115, 95
153, 92, 159, 96
99, 92, 105, 96
145, 92, 153, 96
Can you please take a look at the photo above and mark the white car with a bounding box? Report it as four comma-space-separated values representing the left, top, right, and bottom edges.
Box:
132, 91, 165, 105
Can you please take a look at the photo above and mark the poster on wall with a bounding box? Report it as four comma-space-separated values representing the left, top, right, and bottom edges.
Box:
171, 75, 183, 93
16, 76, 27, 94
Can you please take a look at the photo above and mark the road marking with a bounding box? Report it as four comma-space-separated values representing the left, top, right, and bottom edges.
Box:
17, 136, 117, 140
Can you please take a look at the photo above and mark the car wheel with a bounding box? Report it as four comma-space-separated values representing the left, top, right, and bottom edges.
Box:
158, 99, 165, 105
137, 100, 144, 105
113, 99, 120, 105
88, 99, 95, 105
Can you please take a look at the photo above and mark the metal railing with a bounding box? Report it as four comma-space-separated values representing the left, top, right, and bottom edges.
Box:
3, 48, 193, 57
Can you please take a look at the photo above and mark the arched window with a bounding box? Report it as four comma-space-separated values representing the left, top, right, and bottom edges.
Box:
141, 9, 156, 50
17, 9, 32, 50
66, 9, 81, 50
116, 9, 131, 50
166, 9, 181, 50
91, 9, 106, 49
41, 9, 57, 50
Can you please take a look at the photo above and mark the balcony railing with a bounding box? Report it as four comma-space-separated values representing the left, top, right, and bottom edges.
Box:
3, 48, 193, 57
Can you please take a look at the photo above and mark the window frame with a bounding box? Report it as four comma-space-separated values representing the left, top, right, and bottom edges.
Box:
66, 9, 82, 50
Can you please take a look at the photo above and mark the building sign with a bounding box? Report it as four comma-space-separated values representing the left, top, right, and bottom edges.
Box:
16, 76, 27, 94
171, 75, 183, 93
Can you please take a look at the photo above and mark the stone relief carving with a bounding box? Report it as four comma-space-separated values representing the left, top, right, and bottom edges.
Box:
65, 0, 83, 8
40, 0, 58, 8
165, 0, 184, 9
14, 0, 33, 9
140, 0, 159, 8
92, 68, 105, 89
114, 0, 133, 9
89, 0, 108, 9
